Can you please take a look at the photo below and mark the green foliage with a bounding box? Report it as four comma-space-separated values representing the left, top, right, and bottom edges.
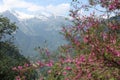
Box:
0, 42, 28, 80
0, 16, 37, 80
0, 16, 17, 41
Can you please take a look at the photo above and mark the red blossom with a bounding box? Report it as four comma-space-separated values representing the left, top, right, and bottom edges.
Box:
83, 35, 89, 43
65, 66, 72, 71
45, 60, 54, 67
18, 66, 23, 70
62, 71, 67, 75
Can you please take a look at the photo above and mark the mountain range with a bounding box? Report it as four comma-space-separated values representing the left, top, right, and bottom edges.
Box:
0, 10, 70, 57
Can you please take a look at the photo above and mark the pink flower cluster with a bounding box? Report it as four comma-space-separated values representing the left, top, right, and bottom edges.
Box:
100, 0, 120, 10
12, 0, 120, 80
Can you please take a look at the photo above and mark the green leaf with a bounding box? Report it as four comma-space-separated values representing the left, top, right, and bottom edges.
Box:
110, 78, 115, 80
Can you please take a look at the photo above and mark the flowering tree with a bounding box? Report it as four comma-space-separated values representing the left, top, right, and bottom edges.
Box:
13, 0, 120, 80
46, 0, 120, 80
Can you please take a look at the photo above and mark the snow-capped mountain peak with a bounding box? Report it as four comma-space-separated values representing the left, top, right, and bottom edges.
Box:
1, 10, 52, 21
12, 11, 34, 20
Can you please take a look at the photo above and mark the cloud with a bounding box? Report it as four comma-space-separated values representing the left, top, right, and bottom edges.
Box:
27, 3, 70, 16
0, 0, 35, 12
14, 11, 34, 19
3, 0, 33, 8
27, 5, 45, 12
0, 0, 70, 16
0, 5, 8, 12
46, 4, 70, 16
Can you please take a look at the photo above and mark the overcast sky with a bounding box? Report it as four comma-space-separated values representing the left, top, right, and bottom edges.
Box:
0, 1, 89, 12
1, 0, 106, 19
0, 0, 71, 15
